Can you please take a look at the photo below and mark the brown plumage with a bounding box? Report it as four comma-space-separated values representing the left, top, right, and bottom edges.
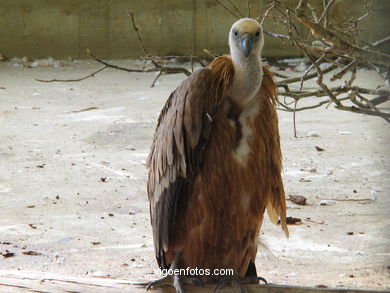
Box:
147, 18, 288, 287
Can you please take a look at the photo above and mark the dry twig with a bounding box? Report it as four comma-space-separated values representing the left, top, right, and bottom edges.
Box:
36, 66, 108, 83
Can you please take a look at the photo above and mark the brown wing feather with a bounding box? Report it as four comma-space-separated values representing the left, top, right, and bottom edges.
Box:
147, 65, 230, 268
260, 65, 289, 237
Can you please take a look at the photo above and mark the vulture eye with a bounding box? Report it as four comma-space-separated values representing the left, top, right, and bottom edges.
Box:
255, 31, 260, 37
233, 30, 238, 36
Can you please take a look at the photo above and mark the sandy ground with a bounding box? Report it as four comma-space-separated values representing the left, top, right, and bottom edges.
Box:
0, 59, 389, 291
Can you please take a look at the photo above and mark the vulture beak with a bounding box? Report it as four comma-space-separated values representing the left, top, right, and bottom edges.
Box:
240, 35, 253, 57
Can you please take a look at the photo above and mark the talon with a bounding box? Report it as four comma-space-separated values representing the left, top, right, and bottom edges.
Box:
137, 275, 195, 293
142, 275, 173, 290
213, 273, 267, 292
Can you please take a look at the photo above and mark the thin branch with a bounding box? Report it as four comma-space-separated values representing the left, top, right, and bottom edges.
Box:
295, 37, 342, 106
127, 10, 162, 69
318, 0, 335, 26
330, 59, 357, 81
278, 63, 338, 85
214, 0, 240, 19
346, 65, 357, 87
203, 49, 216, 58
273, 71, 289, 78
86, 50, 154, 73
190, 55, 194, 73
263, 30, 290, 40
260, 2, 275, 24
293, 99, 298, 138
141, 55, 209, 66
371, 36, 390, 49
300, 54, 325, 90
295, 0, 308, 18
319, 198, 372, 202
151, 71, 163, 88
278, 85, 363, 100
335, 104, 390, 122
329, 24, 372, 48
348, 6, 383, 30
278, 97, 350, 112
86, 50, 191, 76
226, 0, 244, 18
368, 95, 390, 107
307, 3, 319, 22
36, 66, 108, 83
322, 55, 343, 67
127, 10, 150, 56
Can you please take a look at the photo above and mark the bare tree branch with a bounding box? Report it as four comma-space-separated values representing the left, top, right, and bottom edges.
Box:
36, 66, 108, 83
296, 14, 390, 66
330, 59, 357, 81
214, 0, 241, 18
318, 0, 335, 26
127, 10, 150, 57
226, 0, 244, 18
269, 0, 390, 126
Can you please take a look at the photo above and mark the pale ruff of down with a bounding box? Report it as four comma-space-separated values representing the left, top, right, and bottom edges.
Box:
229, 49, 264, 165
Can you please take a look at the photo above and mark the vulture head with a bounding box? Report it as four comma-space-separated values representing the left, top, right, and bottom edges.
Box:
229, 18, 264, 59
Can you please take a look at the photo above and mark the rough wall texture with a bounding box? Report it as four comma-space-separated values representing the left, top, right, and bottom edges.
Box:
0, 0, 388, 59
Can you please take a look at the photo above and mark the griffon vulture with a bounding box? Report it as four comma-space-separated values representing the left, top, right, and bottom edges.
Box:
146, 18, 288, 292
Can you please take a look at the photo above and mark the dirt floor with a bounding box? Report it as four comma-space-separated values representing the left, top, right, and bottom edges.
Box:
0, 59, 389, 291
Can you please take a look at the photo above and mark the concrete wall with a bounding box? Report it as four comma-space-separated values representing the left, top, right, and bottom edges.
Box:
0, 0, 388, 59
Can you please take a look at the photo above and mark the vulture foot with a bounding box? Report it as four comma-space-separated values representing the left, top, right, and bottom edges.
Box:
129, 277, 172, 289
145, 275, 172, 290
143, 274, 203, 293
213, 273, 267, 292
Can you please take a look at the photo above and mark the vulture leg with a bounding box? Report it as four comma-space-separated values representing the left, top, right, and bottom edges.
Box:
244, 261, 268, 284
145, 252, 204, 293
